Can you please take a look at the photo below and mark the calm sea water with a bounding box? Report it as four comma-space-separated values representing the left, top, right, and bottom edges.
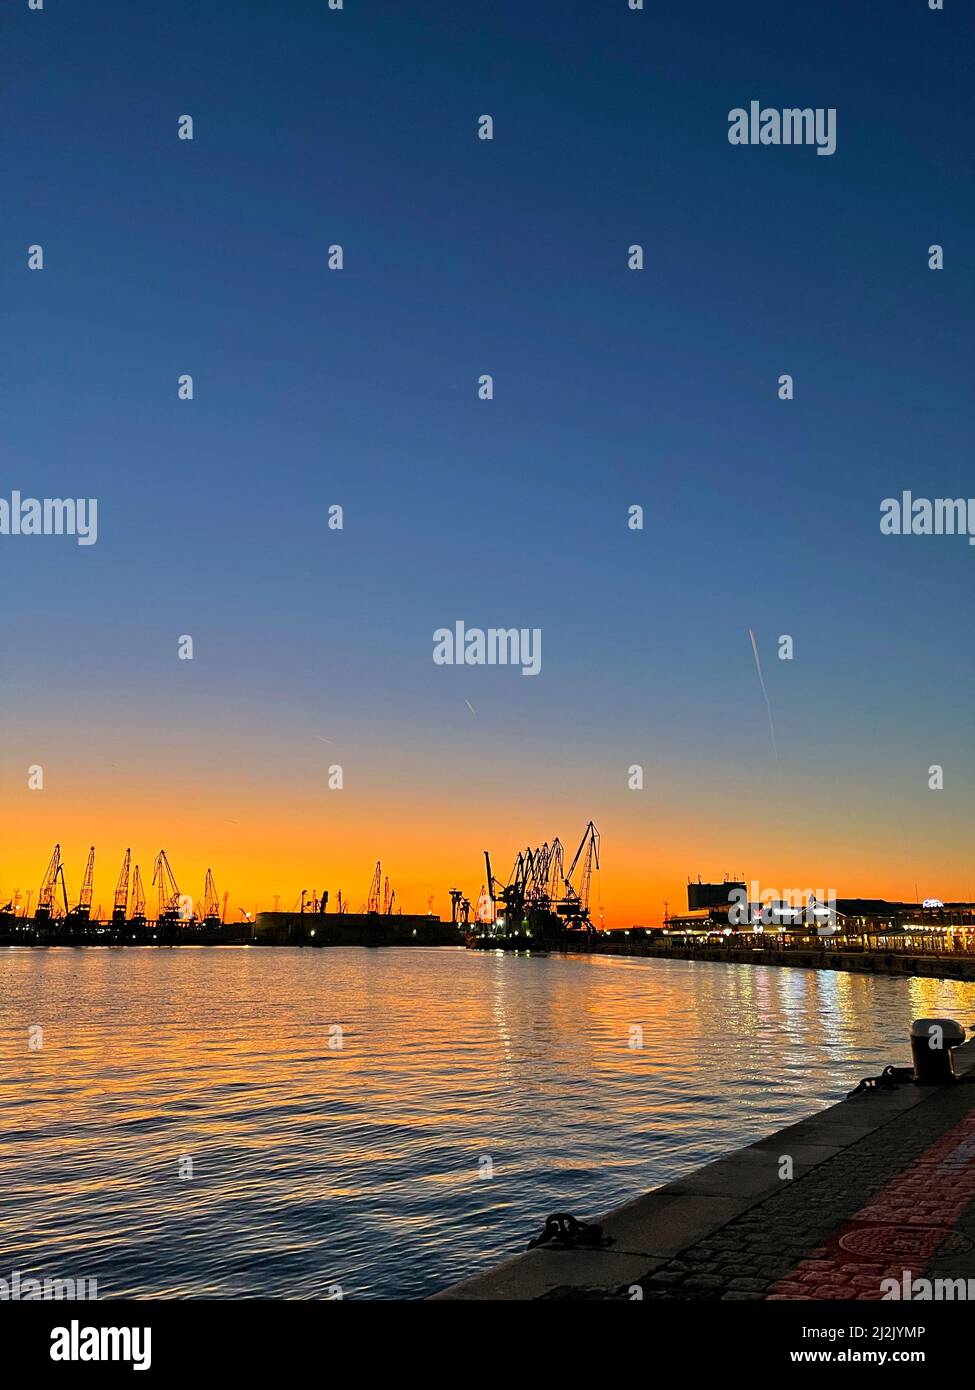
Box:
2, 946, 973, 1299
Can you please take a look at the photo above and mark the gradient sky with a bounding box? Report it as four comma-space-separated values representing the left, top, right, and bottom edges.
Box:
2, 0, 974, 923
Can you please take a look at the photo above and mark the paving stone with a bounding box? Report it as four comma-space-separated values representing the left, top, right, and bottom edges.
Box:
682, 1274, 727, 1291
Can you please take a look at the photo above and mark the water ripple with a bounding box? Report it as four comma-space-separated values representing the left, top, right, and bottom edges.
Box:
1, 947, 972, 1297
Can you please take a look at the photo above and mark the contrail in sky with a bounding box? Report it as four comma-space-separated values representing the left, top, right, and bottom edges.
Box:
748, 628, 778, 761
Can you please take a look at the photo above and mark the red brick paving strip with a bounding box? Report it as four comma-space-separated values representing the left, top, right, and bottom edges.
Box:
765, 1108, 975, 1300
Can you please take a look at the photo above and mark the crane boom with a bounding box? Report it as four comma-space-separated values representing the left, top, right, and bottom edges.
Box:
77, 846, 95, 913
366, 861, 382, 914
565, 822, 599, 902
202, 869, 219, 921
114, 849, 131, 912
38, 844, 61, 913
131, 865, 146, 918
55, 862, 69, 917
152, 850, 181, 920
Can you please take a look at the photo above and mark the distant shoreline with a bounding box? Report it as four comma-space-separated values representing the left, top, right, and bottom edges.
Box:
0, 913, 464, 951
537, 936, 975, 984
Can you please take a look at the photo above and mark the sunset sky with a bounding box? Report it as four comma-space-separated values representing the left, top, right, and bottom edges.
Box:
3, 0, 973, 924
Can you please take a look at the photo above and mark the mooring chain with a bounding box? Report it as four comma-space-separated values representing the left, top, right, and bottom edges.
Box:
846, 1064, 915, 1099
526, 1212, 612, 1251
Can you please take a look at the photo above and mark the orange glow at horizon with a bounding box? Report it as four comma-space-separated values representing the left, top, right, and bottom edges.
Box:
2, 772, 973, 927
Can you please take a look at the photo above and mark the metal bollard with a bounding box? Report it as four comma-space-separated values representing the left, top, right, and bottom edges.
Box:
910, 1017, 966, 1084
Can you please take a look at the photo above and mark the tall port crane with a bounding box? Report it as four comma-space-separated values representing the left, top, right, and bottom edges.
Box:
37, 844, 60, 918
483, 852, 497, 924
545, 839, 566, 904
563, 821, 600, 928
73, 846, 96, 922
112, 849, 131, 927
130, 865, 146, 923
366, 861, 382, 914
152, 850, 181, 924
201, 869, 220, 926
36, 844, 69, 922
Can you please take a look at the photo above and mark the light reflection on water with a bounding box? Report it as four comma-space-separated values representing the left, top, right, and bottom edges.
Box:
2, 946, 973, 1299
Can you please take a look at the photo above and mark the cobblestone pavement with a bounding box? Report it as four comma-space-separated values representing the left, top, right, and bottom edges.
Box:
632, 1079, 975, 1302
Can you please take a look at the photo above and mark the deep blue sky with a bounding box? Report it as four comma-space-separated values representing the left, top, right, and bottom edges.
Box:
2, 0, 973, 912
